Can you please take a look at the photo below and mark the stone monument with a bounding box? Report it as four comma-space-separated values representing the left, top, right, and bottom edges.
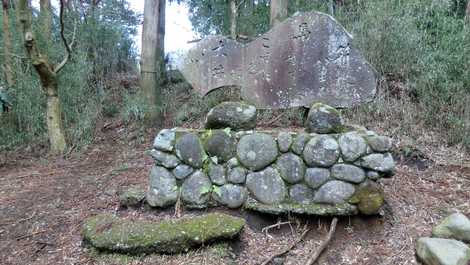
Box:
181, 11, 377, 109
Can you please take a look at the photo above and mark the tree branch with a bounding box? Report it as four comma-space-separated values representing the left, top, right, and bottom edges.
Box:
54, 0, 77, 73
305, 217, 339, 265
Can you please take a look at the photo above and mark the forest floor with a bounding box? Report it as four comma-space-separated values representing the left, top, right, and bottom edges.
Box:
1, 121, 470, 265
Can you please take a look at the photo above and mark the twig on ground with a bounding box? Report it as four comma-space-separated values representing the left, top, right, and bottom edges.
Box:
305, 217, 339, 265
262, 221, 293, 238
11, 172, 41, 180
260, 225, 310, 265
0, 211, 37, 226
16, 230, 47, 241
174, 189, 182, 218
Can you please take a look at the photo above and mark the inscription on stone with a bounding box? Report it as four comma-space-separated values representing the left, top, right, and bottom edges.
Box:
181, 12, 377, 109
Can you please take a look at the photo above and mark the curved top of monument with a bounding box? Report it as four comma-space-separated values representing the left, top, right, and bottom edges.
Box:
180, 11, 377, 109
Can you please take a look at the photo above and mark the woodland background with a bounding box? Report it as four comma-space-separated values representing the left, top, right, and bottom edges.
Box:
0, 0, 469, 154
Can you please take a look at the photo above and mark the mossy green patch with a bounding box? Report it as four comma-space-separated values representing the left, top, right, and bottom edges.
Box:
82, 213, 245, 254
349, 182, 385, 215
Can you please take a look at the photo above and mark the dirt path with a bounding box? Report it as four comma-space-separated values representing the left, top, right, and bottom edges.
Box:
1, 132, 470, 265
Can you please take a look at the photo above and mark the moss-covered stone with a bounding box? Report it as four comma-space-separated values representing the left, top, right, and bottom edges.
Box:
82, 213, 245, 254
244, 197, 357, 216
205, 101, 257, 130
349, 181, 385, 215
305, 103, 344, 134
201, 129, 236, 163
118, 186, 145, 207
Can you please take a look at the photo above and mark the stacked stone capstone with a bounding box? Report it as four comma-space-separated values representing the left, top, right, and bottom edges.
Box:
146, 101, 396, 216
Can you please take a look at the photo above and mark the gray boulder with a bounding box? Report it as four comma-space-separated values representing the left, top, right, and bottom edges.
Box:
303, 135, 340, 167
246, 167, 287, 204
339, 132, 367, 162
277, 132, 293, 153
212, 184, 248, 208
153, 129, 176, 152
305, 168, 331, 189
172, 164, 194, 180
208, 163, 226, 185
366, 135, 392, 152
205, 101, 257, 130
291, 133, 310, 155
289, 184, 315, 204
237, 133, 278, 171
181, 171, 212, 207
147, 166, 178, 207
151, 149, 180, 168
175, 133, 207, 168
360, 152, 395, 174
227, 167, 247, 184
305, 103, 344, 134
416, 237, 470, 265
275, 153, 306, 184
432, 213, 470, 243
202, 129, 236, 162
313, 180, 355, 204
331, 164, 366, 184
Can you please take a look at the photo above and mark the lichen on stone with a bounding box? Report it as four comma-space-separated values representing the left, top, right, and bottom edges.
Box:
82, 213, 245, 254
244, 197, 357, 216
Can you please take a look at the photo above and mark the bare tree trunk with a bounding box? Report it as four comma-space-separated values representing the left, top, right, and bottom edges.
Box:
141, 0, 164, 126
270, 0, 288, 28
19, 0, 67, 154
40, 0, 52, 54
158, 0, 165, 57
230, 0, 237, 39
2, 0, 14, 86
466, 0, 470, 23
40, 0, 52, 37
158, 0, 166, 82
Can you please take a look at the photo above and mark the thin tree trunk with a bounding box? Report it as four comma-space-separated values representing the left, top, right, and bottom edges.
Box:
230, 0, 237, 39
158, 0, 166, 81
2, 0, 14, 86
158, 0, 165, 57
141, 0, 163, 126
270, 0, 288, 28
40, 0, 52, 47
19, 0, 67, 154
466, 0, 470, 23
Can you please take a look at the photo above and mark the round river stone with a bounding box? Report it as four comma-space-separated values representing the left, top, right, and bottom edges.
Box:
246, 167, 287, 204
205, 101, 257, 130
275, 153, 305, 184
181, 170, 212, 207
237, 133, 278, 171
303, 135, 340, 167
212, 184, 248, 208
175, 133, 207, 168
147, 166, 178, 207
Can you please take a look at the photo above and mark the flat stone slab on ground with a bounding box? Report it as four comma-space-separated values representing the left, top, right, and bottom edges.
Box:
244, 197, 357, 216
82, 213, 245, 254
